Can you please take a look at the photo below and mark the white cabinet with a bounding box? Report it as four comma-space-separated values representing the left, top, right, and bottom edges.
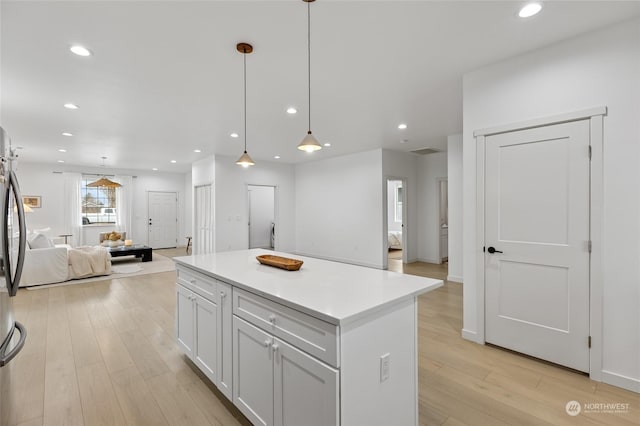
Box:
233, 316, 338, 426
176, 284, 218, 384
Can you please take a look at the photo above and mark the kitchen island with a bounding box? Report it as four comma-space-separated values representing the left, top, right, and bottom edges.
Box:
173, 249, 442, 426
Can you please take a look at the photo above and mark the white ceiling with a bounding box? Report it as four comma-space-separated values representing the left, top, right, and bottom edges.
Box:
2, 1, 639, 173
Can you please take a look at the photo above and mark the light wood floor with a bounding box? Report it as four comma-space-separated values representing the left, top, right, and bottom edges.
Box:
6, 252, 638, 425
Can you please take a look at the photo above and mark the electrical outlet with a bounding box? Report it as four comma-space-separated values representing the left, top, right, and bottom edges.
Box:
380, 353, 390, 382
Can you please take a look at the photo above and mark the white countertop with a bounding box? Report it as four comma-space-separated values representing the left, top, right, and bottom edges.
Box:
173, 249, 443, 325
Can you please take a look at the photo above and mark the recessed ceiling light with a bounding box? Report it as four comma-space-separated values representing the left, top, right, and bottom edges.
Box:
519, 3, 542, 18
57, 160, 65, 163
58, 149, 67, 153
323, 143, 331, 147
152, 167, 158, 171
70, 45, 92, 57
64, 103, 79, 110
286, 107, 297, 114
398, 123, 407, 130
193, 149, 202, 153
274, 155, 281, 159
230, 132, 239, 138
170, 160, 177, 164
62, 132, 73, 137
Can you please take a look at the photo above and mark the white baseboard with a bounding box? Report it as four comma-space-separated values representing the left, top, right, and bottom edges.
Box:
406, 257, 418, 264
447, 275, 463, 283
461, 328, 482, 344
601, 370, 640, 393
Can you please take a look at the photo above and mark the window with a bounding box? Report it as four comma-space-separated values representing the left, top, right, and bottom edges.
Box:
81, 176, 117, 225
395, 185, 403, 223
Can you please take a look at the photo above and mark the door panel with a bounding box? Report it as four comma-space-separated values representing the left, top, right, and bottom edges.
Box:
176, 285, 194, 357
233, 317, 273, 426
194, 294, 217, 384
148, 191, 177, 249
217, 281, 233, 400
485, 120, 590, 372
274, 337, 338, 426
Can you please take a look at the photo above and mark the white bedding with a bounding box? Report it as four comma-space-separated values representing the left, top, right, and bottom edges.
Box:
388, 231, 402, 250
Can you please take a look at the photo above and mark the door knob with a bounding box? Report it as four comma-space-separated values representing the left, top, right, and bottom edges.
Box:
487, 247, 503, 254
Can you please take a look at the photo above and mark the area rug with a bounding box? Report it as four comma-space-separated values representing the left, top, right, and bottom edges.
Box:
26, 253, 176, 290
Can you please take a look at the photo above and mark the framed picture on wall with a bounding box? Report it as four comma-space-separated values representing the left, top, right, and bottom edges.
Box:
22, 196, 42, 208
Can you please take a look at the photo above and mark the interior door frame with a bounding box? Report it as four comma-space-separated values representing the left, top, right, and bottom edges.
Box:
147, 190, 178, 248
474, 106, 606, 380
246, 183, 277, 250
383, 176, 408, 270
436, 177, 448, 264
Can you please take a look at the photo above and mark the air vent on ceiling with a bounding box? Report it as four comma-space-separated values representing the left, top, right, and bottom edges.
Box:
411, 148, 441, 155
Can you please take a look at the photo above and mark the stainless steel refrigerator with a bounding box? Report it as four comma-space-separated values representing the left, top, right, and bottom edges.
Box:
0, 127, 27, 426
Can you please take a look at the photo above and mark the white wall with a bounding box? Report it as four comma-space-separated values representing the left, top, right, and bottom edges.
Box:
463, 19, 640, 391
386, 180, 402, 233
215, 155, 295, 253
248, 185, 275, 249
447, 134, 463, 283
296, 149, 383, 268
416, 152, 447, 264
15, 161, 189, 246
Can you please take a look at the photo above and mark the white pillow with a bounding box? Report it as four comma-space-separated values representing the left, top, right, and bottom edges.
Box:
28, 233, 54, 249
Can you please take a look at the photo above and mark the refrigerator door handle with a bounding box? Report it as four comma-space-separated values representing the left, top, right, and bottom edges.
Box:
0, 321, 26, 367
6, 171, 26, 296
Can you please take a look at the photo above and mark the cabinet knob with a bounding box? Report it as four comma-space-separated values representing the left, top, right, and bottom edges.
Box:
268, 314, 276, 324
263, 339, 272, 348
271, 343, 279, 354
220, 291, 226, 298
190, 279, 197, 284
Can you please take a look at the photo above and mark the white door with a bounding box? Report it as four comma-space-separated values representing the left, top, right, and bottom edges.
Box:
217, 281, 233, 400
248, 185, 275, 249
273, 337, 338, 426
148, 191, 177, 248
176, 285, 194, 358
233, 317, 274, 426
194, 184, 214, 254
485, 120, 590, 372
194, 293, 218, 384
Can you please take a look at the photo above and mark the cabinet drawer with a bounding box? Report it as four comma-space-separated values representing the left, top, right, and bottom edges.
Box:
233, 287, 339, 367
176, 266, 217, 299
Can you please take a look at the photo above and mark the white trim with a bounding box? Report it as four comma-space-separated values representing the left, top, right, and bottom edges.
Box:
601, 371, 640, 393
447, 275, 463, 283
461, 329, 481, 343
475, 135, 486, 344
589, 115, 604, 382
475, 107, 606, 380
474, 106, 607, 137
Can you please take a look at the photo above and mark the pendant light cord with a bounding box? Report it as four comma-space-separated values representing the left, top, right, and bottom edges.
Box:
307, 1, 311, 133
243, 49, 248, 152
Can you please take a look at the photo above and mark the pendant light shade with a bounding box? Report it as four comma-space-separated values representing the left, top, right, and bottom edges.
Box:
236, 150, 255, 167
297, 0, 322, 153
87, 157, 122, 188
236, 42, 256, 167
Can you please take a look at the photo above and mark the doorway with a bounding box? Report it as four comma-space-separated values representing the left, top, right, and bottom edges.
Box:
385, 178, 406, 268
247, 185, 275, 249
148, 191, 178, 249
194, 184, 213, 254
437, 178, 449, 264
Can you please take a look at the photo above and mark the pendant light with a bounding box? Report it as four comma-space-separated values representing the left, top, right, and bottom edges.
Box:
236, 42, 255, 167
297, 0, 322, 153
87, 157, 122, 188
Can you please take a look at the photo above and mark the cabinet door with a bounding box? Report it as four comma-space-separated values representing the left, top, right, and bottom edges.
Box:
176, 284, 194, 358
233, 316, 274, 426
217, 281, 233, 400
273, 337, 339, 426
194, 294, 218, 384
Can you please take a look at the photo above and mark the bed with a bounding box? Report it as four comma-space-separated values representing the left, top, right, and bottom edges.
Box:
388, 231, 403, 250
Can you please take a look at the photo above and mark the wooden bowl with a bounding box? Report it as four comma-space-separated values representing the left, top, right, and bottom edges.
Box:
256, 255, 303, 271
